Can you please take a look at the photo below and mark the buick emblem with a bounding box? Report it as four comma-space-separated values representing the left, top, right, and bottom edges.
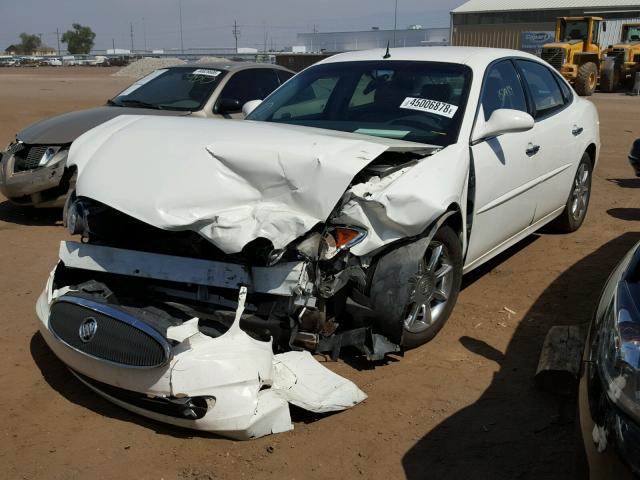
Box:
78, 317, 98, 343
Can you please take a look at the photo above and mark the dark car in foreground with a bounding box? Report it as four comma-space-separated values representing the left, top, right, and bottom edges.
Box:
630, 138, 640, 177
0, 62, 293, 207
580, 241, 640, 478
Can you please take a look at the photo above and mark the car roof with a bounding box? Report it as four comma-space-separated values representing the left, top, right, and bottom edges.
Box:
317, 46, 542, 68
176, 62, 292, 73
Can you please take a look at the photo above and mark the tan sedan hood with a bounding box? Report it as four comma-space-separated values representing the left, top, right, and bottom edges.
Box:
17, 106, 188, 145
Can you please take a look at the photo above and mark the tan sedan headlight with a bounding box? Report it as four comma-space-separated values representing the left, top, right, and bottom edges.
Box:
38, 146, 67, 167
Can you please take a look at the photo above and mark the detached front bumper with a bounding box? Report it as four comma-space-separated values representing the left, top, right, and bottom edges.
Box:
35, 244, 365, 439
0, 150, 68, 207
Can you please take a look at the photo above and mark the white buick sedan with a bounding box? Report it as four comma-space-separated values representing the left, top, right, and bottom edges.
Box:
37, 47, 599, 438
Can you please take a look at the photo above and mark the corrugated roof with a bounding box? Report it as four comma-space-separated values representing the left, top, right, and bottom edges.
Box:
452, 0, 640, 13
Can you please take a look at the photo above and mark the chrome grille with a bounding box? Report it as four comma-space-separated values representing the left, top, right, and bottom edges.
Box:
49, 296, 171, 368
13, 145, 48, 172
541, 48, 565, 70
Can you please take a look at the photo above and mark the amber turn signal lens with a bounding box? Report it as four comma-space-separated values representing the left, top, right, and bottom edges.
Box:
334, 228, 361, 248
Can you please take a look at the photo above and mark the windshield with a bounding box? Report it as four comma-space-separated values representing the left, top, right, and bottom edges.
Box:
623, 25, 640, 42
111, 67, 227, 111
560, 21, 589, 41
247, 60, 472, 146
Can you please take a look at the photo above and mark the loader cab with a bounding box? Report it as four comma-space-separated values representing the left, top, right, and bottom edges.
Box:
621, 24, 640, 43
556, 16, 603, 53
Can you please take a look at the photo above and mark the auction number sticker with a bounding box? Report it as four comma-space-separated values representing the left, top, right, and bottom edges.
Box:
399, 97, 458, 118
192, 69, 222, 77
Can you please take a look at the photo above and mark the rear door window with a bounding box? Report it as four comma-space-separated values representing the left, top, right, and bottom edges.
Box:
516, 60, 566, 119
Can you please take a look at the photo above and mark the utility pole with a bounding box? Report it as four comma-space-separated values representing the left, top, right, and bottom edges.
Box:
143, 17, 147, 52
393, 0, 398, 48
112, 38, 115, 52
56, 28, 61, 56
130, 22, 134, 53
179, 0, 184, 54
232, 20, 240, 54
263, 22, 268, 53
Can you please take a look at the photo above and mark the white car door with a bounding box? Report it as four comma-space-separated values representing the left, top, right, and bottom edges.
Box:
515, 60, 579, 222
465, 60, 538, 268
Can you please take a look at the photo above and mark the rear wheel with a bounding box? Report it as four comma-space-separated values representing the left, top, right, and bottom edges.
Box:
401, 226, 462, 349
575, 62, 598, 96
550, 152, 592, 233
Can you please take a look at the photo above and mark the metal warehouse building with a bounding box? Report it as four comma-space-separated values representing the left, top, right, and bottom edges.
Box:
296, 27, 449, 53
451, 0, 640, 53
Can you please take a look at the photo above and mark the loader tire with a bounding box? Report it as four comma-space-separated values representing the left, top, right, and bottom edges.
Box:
575, 62, 598, 96
600, 59, 617, 92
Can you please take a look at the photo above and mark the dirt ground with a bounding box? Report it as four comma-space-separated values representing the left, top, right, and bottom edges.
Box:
0, 67, 638, 480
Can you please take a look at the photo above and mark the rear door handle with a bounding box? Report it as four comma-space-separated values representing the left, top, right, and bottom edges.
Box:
572, 126, 584, 136
526, 144, 540, 156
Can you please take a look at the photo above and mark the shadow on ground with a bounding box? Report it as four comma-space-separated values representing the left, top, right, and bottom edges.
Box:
30, 332, 226, 440
607, 178, 640, 189
607, 208, 640, 221
0, 201, 62, 226
402, 232, 640, 480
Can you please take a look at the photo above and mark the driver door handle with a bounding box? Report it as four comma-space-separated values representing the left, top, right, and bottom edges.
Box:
572, 126, 584, 136
526, 144, 541, 156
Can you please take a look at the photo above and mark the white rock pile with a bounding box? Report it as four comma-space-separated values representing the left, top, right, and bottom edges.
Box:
195, 56, 230, 64
112, 57, 186, 78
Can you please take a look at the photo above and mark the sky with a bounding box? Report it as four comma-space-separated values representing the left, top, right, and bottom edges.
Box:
0, 0, 466, 52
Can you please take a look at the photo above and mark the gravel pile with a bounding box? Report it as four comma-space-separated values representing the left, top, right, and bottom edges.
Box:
196, 56, 230, 64
112, 57, 186, 78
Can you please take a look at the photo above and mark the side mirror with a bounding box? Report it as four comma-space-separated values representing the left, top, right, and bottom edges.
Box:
242, 99, 262, 117
217, 97, 241, 113
603, 21, 607, 32
471, 109, 534, 144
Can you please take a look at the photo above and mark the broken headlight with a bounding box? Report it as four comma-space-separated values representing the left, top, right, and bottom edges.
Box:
319, 226, 367, 260
597, 285, 640, 426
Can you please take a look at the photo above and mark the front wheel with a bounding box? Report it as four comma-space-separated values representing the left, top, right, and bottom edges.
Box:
575, 62, 598, 96
549, 152, 592, 233
401, 225, 462, 349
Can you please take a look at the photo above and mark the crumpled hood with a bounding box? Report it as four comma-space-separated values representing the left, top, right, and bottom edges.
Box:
18, 106, 187, 145
69, 115, 393, 253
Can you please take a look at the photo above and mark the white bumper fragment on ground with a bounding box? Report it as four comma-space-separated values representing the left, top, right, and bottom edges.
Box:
36, 279, 366, 440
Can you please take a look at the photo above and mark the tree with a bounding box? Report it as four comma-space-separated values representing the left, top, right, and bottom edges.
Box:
17, 33, 41, 54
61, 23, 95, 54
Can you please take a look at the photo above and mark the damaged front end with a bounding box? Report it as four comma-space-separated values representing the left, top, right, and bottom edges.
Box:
37, 115, 455, 438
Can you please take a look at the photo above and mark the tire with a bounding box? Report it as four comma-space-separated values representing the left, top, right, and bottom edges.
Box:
575, 62, 598, 96
549, 152, 593, 233
599, 60, 617, 93
401, 225, 463, 349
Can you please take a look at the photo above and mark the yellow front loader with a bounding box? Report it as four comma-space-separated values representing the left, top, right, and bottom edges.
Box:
601, 23, 640, 92
541, 17, 605, 96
